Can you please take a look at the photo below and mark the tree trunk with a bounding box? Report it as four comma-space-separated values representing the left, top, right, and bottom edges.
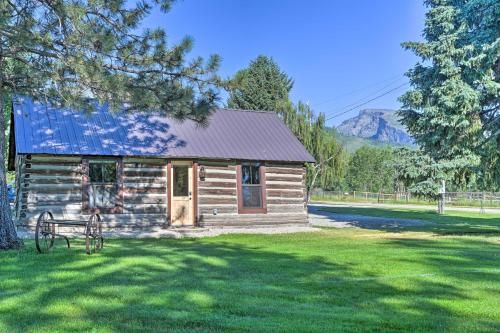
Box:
0, 92, 23, 250
438, 193, 445, 214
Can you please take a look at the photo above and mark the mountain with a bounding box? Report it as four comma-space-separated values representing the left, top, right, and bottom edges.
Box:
334, 109, 413, 151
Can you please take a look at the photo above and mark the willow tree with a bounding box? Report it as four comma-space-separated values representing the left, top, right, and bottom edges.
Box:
0, 0, 221, 250
279, 101, 347, 192
399, 0, 499, 192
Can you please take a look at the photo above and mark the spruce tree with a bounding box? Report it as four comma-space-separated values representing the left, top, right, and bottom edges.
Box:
227, 55, 293, 111
0, 0, 222, 250
399, 0, 499, 191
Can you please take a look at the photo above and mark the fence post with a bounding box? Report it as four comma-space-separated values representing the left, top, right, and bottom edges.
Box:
353, 191, 356, 201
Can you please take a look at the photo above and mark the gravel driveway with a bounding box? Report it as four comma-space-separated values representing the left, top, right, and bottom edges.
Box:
308, 205, 432, 229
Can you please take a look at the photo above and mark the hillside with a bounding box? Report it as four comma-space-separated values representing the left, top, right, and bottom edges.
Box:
333, 109, 413, 151
329, 109, 413, 151
326, 127, 396, 152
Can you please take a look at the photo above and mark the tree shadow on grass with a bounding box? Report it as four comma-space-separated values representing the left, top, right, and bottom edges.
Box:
0, 236, 499, 332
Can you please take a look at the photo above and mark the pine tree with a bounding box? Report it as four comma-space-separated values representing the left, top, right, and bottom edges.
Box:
399, 0, 499, 192
0, 0, 222, 250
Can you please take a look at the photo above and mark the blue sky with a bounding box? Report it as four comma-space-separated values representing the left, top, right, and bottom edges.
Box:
145, 1, 426, 126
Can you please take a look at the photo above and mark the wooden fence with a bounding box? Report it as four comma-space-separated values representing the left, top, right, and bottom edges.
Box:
311, 190, 500, 208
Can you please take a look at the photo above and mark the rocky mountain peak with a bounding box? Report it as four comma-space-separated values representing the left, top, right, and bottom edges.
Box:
336, 109, 413, 145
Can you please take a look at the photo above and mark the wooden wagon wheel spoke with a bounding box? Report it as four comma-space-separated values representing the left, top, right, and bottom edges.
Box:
95, 214, 103, 251
86, 214, 100, 255
35, 211, 55, 253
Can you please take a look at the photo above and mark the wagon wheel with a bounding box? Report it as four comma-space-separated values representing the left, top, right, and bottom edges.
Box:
94, 214, 103, 251
86, 214, 102, 254
35, 211, 55, 253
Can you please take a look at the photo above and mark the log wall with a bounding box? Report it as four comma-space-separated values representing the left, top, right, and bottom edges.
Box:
197, 161, 308, 227
15, 155, 308, 230
15, 154, 169, 230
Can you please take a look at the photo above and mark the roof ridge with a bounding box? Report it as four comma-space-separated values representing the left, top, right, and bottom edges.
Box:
217, 108, 279, 114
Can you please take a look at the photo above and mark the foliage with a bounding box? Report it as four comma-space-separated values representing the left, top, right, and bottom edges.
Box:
2, 95, 9, 166
278, 101, 347, 190
1, 231, 499, 332
227, 57, 347, 191
0, 0, 222, 249
391, 148, 445, 198
399, 0, 499, 191
326, 126, 411, 153
227, 55, 293, 111
1, 0, 222, 118
345, 145, 394, 192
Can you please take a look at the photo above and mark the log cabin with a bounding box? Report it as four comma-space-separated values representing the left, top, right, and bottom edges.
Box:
8, 96, 315, 231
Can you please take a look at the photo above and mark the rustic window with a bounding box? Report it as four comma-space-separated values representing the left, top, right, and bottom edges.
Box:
237, 163, 267, 214
83, 159, 123, 213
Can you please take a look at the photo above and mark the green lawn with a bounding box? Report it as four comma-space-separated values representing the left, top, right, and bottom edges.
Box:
318, 206, 500, 235
1, 225, 499, 332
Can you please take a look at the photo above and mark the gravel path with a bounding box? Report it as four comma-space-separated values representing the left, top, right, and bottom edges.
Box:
308, 205, 432, 229
17, 225, 319, 240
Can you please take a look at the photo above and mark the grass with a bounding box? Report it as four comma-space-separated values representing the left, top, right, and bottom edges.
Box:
1, 223, 499, 332
317, 206, 500, 235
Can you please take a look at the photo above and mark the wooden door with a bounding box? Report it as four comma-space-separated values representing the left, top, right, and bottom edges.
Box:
170, 161, 194, 226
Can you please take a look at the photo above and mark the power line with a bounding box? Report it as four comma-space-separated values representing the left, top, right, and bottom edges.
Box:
312, 74, 405, 107
322, 78, 408, 118
325, 82, 409, 121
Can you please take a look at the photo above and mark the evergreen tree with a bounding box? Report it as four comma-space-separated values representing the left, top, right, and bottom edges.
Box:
399, 0, 499, 192
392, 148, 448, 198
227, 55, 293, 111
0, 0, 222, 249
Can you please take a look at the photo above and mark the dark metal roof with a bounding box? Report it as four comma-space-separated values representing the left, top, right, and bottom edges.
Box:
13, 96, 315, 163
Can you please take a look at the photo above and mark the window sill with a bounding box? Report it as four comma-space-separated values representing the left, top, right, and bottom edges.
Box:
238, 208, 267, 214
84, 207, 123, 214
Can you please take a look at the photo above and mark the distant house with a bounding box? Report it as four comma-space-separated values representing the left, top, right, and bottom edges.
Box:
8, 96, 314, 231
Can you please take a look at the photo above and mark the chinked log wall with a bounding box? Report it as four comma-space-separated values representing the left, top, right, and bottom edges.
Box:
16, 154, 169, 230
15, 155, 308, 230
197, 161, 308, 227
